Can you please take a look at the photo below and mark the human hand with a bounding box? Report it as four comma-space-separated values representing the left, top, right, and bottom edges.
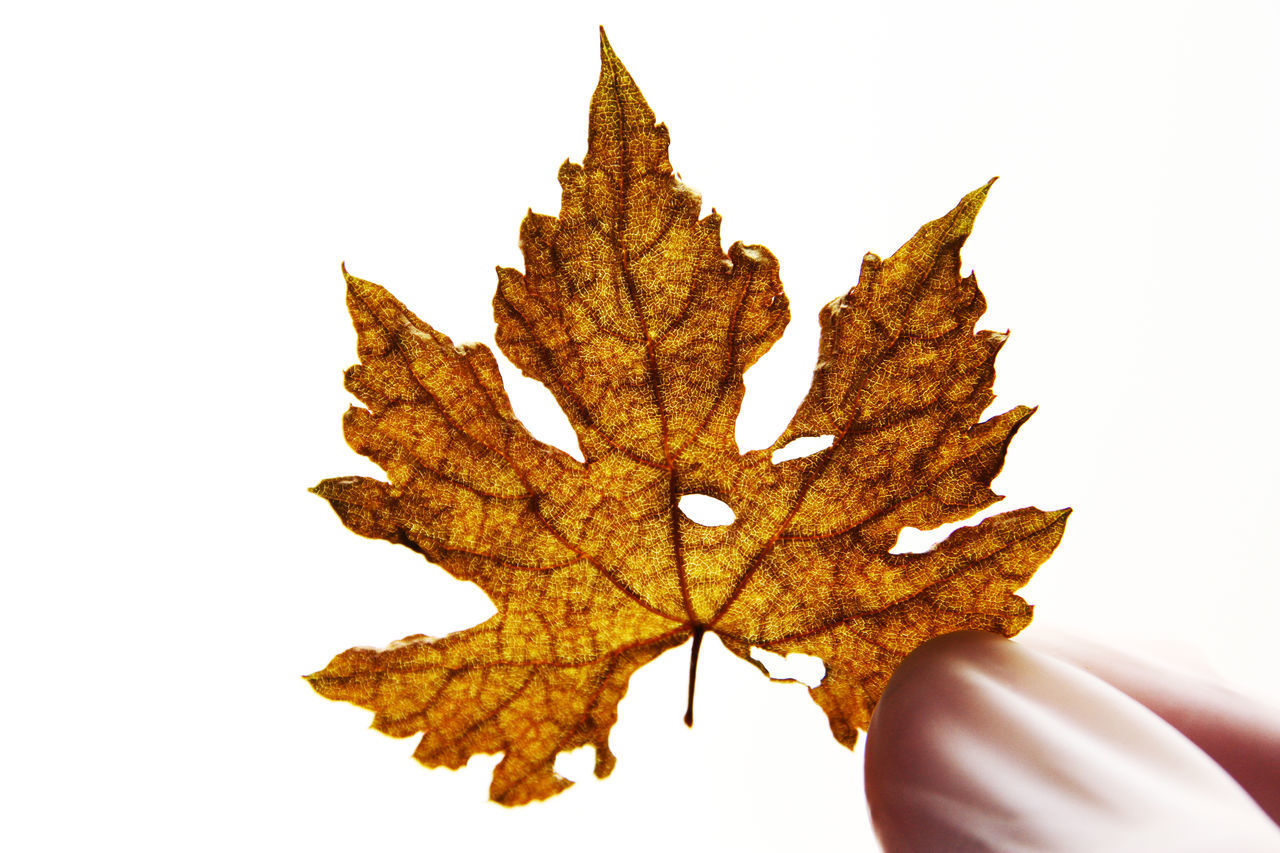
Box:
864, 631, 1280, 851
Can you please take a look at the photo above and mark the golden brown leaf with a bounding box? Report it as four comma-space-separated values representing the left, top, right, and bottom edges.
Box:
307, 30, 1069, 805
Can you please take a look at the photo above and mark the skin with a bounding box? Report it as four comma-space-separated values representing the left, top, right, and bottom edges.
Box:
863, 631, 1280, 852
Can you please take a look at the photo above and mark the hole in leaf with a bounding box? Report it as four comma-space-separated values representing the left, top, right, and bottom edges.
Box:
771, 434, 834, 464
552, 744, 596, 782
749, 647, 826, 688
678, 494, 735, 526
890, 519, 974, 554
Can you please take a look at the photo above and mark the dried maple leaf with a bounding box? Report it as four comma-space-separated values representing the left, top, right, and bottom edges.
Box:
307, 30, 1069, 805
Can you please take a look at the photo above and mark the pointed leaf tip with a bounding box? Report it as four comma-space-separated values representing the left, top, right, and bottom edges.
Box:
596, 27, 633, 84
948, 180, 997, 231
341, 263, 358, 288
599, 26, 614, 57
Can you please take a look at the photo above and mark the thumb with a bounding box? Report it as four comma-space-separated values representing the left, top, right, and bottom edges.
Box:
864, 631, 1280, 852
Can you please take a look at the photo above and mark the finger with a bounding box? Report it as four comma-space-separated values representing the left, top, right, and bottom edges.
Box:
1020, 629, 1280, 827
864, 631, 1280, 852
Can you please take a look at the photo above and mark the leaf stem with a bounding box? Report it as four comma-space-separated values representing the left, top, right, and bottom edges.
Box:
684, 626, 706, 727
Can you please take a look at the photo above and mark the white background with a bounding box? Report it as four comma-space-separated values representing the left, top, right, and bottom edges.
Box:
4, 1, 1278, 850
